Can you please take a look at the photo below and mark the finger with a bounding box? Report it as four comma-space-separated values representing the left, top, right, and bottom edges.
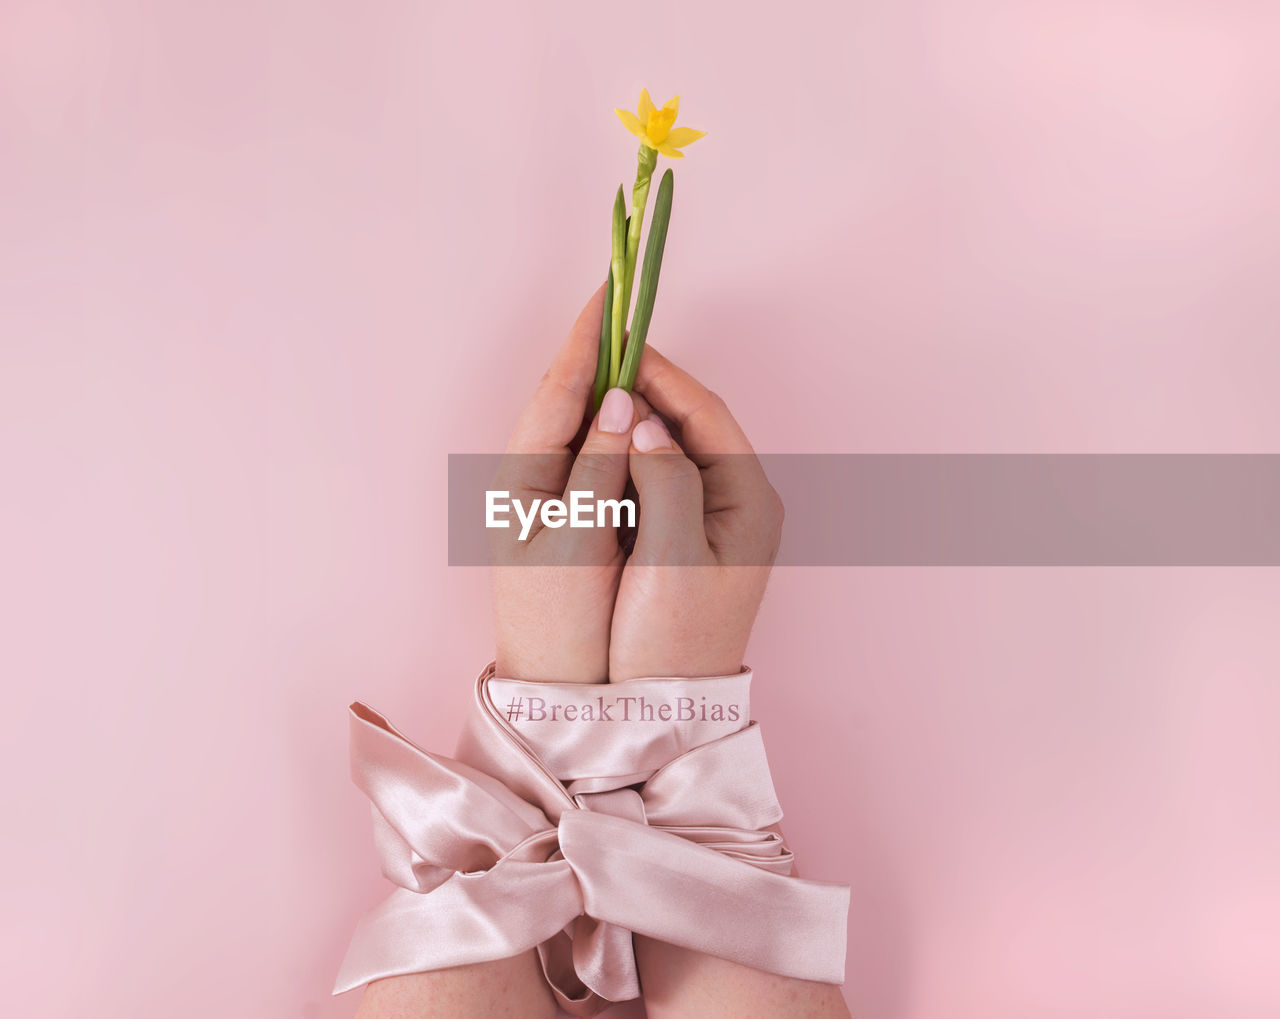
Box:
628, 416, 712, 565
632, 344, 756, 463
507, 282, 608, 456
632, 346, 774, 521
630, 390, 654, 422
494, 283, 606, 505
558, 388, 637, 543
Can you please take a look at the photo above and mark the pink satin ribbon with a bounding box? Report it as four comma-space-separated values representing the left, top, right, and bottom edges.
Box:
333, 663, 849, 1015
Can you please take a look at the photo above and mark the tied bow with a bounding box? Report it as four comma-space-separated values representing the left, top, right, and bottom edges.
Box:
333, 665, 849, 1016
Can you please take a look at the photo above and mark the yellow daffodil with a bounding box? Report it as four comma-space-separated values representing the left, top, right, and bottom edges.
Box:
595, 88, 703, 407
615, 89, 706, 159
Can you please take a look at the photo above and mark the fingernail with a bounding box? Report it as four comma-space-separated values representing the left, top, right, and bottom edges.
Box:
598, 388, 634, 434
633, 418, 672, 452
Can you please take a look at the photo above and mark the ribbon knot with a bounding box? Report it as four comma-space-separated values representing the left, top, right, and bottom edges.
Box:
333, 665, 849, 1016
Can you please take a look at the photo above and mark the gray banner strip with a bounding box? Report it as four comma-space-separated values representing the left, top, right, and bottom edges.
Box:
449, 454, 1280, 566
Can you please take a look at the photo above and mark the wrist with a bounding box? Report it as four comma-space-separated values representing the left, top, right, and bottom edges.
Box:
610, 645, 747, 683
495, 645, 609, 685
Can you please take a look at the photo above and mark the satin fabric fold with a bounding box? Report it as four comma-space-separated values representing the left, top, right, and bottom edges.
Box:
333, 664, 850, 1015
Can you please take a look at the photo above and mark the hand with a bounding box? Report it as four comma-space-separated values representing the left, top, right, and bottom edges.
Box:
608, 345, 784, 681
604, 348, 849, 1018
490, 283, 644, 684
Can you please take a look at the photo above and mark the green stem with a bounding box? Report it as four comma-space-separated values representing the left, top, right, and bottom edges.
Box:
621, 144, 658, 328
608, 186, 626, 388
618, 168, 673, 392
593, 262, 613, 412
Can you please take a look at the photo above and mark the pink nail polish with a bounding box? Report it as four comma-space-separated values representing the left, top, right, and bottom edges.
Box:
633, 419, 672, 452
598, 388, 634, 434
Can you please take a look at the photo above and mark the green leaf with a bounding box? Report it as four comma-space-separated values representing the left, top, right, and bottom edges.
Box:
609, 187, 627, 388
593, 262, 613, 412
618, 169, 673, 392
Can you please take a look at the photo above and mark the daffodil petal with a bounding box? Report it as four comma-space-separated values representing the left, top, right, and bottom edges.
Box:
662, 94, 680, 116
665, 127, 706, 148
638, 89, 656, 123
656, 142, 684, 158
615, 108, 645, 139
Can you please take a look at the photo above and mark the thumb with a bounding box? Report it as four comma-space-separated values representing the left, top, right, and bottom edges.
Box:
561, 387, 637, 537
628, 416, 711, 566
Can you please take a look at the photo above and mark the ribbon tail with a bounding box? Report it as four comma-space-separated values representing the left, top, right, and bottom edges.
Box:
559, 811, 850, 985
332, 859, 582, 995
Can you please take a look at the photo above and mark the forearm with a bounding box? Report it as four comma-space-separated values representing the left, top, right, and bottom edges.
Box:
355, 951, 556, 1019
632, 826, 852, 1018
635, 938, 851, 1019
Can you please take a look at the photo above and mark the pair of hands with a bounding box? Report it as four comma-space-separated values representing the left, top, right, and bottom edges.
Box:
491, 282, 784, 685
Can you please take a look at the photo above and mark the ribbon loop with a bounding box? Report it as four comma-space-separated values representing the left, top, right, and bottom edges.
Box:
334, 664, 850, 1014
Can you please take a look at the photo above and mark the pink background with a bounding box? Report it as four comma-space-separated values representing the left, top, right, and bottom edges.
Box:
3, 2, 1278, 1017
